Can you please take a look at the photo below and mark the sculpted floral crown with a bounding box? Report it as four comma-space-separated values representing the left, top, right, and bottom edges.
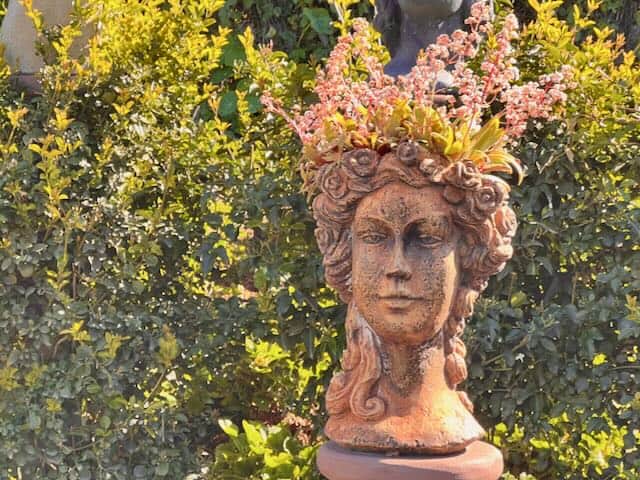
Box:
319, 142, 515, 228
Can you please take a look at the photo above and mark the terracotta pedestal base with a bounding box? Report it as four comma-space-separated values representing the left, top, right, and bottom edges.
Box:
317, 441, 503, 480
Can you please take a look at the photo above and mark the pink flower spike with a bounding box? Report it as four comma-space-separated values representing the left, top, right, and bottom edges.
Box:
437, 34, 451, 46
260, 9, 569, 170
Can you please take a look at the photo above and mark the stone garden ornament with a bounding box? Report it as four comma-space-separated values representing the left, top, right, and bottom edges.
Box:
261, 1, 571, 476
0, 0, 89, 92
374, 0, 487, 79
315, 146, 516, 453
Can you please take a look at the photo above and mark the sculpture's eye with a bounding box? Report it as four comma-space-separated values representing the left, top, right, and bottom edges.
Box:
360, 231, 387, 244
409, 219, 448, 248
416, 234, 442, 248
410, 223, 445, 248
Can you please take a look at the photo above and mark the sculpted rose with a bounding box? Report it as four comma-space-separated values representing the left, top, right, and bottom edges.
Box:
442, 161, 483, 190
321, 164, 349, 200
396, 141, 419, 166
494, 205, 518, 238
344, 149, 380, 177
464, 180, 505, 221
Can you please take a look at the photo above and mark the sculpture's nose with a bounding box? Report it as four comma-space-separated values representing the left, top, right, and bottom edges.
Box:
386, 241, 412, 280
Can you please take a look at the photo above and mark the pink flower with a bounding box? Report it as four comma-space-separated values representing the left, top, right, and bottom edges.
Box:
452, 30, 467, 42
469, 1, 491, 22
503, 14, 519, 39
437, 35, 451, 46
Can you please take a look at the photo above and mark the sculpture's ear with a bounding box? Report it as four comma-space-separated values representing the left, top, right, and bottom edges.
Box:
373, 0, 401, 57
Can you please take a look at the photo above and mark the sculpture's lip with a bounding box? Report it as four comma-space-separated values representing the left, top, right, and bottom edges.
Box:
378, 294, 421, 300
379, 295, 421, 309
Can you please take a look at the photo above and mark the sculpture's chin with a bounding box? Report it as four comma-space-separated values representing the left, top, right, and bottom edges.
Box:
361, 306, 446, 346
371, 324, 442, 347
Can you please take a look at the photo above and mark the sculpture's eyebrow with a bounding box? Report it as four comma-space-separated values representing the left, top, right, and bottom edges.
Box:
406, 215, 451, 235
353, 216, 392, 231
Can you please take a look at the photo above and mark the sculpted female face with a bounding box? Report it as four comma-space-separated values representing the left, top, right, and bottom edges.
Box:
352, 182, 460, 345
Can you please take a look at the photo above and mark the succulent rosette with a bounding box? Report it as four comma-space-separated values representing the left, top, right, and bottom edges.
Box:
261, 1, 572, 194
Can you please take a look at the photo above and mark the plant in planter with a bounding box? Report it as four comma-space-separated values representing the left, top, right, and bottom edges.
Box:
262, 1, 571, 456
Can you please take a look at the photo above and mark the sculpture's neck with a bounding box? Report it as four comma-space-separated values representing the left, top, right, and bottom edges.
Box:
323, 311, 485, 453
379, 332, 449, 402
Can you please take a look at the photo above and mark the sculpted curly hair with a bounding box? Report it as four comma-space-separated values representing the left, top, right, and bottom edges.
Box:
312, 144, 517, 418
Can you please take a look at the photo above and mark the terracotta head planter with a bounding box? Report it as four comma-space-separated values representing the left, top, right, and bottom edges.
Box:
312, 144, 517, 454
260, 6, 569, 460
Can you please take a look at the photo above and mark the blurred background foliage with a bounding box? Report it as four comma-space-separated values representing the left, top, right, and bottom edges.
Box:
0, 0, 637, 479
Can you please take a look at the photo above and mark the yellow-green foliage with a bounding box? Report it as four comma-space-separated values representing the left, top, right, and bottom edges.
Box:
523, 0, 640, 165
0, 0, 336, 477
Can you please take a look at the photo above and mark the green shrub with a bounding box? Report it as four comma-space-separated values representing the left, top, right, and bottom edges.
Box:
0, 0, 342, 476
467, 1, 640, 478
210, 418, 319, 480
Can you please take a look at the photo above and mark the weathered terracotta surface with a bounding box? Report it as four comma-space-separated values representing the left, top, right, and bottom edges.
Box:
312, 146, 517, 454
317, 441, 504, 480
374, 0, 489, 78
